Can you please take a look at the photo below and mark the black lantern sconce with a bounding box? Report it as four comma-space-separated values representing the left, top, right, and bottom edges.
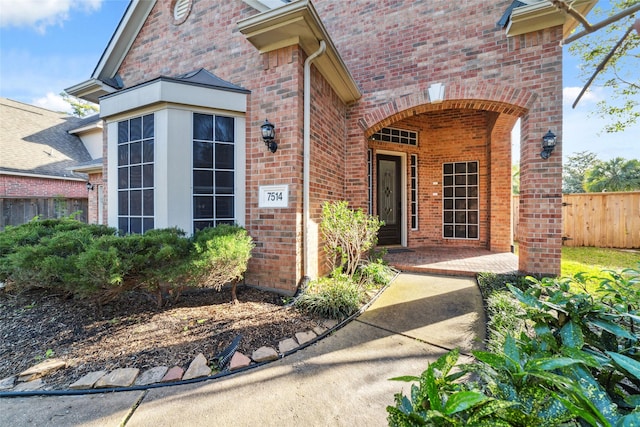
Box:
260, 119, 277, 153
540, 130, 557, 159
86, 182, 94, 191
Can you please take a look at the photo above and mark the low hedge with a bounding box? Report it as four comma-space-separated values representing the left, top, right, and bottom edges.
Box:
0, 219, 253, 306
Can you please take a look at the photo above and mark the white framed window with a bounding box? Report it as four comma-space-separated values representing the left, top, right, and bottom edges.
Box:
117, 114, 154, 234
443, 161, 478, 239
192, 113, 237, 230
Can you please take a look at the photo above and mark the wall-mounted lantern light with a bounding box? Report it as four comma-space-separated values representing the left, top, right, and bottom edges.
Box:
260, 119, 277, 153
86, 182, 94, 191
540, 130, 557, 159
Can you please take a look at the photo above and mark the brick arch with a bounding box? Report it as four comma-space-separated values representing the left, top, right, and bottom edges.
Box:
358, 83, 537, 135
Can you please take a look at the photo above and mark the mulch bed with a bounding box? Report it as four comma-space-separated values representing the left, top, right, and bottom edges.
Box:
0, 285, 320, 390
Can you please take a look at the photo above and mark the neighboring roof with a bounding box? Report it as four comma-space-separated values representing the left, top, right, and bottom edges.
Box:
67, 113, 102, 135
504, 0, 598, 37
238, 0, 361, 103
69, 158, 103, 174
0, 98, 91, 180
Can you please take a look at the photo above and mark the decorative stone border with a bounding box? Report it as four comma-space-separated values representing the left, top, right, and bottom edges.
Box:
0, 319, 339, 393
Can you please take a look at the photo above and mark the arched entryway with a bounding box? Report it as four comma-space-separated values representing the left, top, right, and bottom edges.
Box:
365, 99, 522, 257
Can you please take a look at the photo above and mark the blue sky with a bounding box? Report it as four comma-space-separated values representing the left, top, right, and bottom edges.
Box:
0, 0, 638, 162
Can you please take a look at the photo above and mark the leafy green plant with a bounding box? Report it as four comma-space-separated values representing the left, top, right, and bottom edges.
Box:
320, 201, 382, 277
294, 274, 364, 320
389, 266, 640, 426
387, 349, 516, 426
356, 258, 395, 289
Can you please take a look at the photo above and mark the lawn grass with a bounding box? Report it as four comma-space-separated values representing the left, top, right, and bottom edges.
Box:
561, 246, 639, 277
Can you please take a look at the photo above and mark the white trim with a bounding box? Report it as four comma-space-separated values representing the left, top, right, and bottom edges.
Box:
0, 171, 86, 181
242, 0, 289, 12
92, 0, 157, 81
507, 0, 597, 38
100, 79, 247, 119
376, 150, 407, 247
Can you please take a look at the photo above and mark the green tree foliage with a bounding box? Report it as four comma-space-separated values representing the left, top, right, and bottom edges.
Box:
60, 92, 98, 117
563, 151, 598, 193
512, 164, 520, 195
583, 157, 640, 192
567, 0, 640, 133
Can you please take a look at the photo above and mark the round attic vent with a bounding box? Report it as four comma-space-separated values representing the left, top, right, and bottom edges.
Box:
172, 0, 192, 25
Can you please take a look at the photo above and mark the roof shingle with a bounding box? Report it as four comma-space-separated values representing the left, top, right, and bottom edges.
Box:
0, 98, 92, 179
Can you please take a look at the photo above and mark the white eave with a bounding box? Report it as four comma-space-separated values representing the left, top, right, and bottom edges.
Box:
238, 0, 361, 104
507, 0, 598, 37
68, 120, 103, 136
65, 0, 157, 103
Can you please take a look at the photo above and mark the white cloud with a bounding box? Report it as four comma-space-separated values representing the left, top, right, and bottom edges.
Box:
0, 0, 102, 33
563, 86, 601, 106
32, 92, 73, 114
0, 49, 98, 102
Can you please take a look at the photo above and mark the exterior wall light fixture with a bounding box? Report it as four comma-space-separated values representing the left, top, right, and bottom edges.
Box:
86, 182, 94, 191
260, 119, 277, 153
540, 130, 557, 159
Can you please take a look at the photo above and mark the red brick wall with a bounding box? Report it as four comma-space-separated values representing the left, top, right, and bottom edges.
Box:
313, 0, 563, 273
0, 175, 87, 198
368, 110, 495, 248
309, 67, 348, 276
116, 1, 314, 292
109, 0, 564, 287
86, 172, 106, 225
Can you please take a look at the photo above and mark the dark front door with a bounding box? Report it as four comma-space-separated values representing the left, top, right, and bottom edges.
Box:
377, 154, 402, 245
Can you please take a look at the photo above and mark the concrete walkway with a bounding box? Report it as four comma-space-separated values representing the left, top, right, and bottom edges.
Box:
0, 274, 485, 427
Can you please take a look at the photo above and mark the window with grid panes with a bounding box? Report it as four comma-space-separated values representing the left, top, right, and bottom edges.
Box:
411, 154, 418, 230
117, 114, 154, 234
193, 113, 236, 231
442, 161, 478, 239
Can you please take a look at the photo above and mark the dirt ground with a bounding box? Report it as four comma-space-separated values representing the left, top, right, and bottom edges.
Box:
0, 285, 319, 390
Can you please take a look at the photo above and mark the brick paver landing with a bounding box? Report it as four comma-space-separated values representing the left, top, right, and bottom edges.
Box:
383, 247, 518, 276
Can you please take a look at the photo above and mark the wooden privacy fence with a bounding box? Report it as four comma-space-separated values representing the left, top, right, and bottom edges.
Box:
513, 192, 640, 248
0, 198, 87, 230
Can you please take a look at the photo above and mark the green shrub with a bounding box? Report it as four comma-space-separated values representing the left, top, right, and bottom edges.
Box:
182, 225, 254, 290
294, 274, 364, 320
0, 218, 115, 283
0, 220, 254, 307
321, 201, 383, 277
485, 291, 525, 353
476, 272, 528, 299
356, 259, 395, 289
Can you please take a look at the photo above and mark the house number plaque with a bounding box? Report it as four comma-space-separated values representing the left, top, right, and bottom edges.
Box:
259, 185, 289, 208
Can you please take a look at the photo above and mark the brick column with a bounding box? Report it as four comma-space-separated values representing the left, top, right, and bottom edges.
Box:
518, 109, 563, 276
518, 27, 564, 276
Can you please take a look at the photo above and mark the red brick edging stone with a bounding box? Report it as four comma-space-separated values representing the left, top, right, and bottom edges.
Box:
0, 319, 339, 392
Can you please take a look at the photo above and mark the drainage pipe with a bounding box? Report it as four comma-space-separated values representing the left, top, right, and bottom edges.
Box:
302, 40, 326, 284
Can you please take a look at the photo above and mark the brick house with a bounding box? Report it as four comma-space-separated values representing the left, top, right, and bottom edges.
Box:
66, 0, 595, 294
0, 98, 102, 228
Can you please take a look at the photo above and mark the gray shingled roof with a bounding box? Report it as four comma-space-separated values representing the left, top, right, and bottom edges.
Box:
0, 98, 92, 179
